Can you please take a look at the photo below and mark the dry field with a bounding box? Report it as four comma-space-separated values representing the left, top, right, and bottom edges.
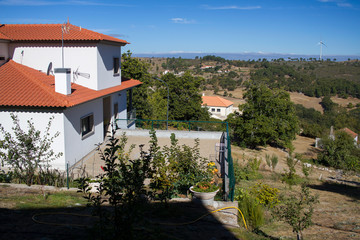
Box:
231, 135, 360, 240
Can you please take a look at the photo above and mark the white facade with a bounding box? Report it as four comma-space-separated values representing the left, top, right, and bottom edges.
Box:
0, 26, 138, 171
205, 105, 233, 120
8, 42, 122, 91
0, 109, 65, 169
0, 88, 131, 170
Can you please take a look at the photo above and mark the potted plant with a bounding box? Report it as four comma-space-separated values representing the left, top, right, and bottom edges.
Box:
189, 162, 220, 204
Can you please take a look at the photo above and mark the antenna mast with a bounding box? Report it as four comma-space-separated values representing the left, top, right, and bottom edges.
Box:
61, 19, 70, 68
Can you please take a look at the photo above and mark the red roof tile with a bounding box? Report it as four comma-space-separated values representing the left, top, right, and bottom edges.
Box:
341, 128, 358, 139
0, 60, 141, 108
202, 96, 233, 107
0, 31, 10, 40
0, 24, 129, 45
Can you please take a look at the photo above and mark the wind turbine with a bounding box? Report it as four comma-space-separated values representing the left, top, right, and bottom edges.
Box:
318, 40, 327, 61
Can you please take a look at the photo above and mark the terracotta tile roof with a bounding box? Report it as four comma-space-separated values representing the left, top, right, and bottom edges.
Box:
0, 24, 129, 45
202, 96, 233, 107
0, 31, 10, 40
0, 60, 141, 108
341, 128, 358, 139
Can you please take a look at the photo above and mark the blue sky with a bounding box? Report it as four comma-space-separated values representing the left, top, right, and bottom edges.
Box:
0, 0, 359, 56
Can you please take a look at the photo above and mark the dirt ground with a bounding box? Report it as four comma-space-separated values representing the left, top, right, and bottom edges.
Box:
331, 96, 360, 108
204, 88, 360, 114
231, 135, 360, 240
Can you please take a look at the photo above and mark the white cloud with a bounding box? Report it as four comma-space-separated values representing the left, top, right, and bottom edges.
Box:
203, 5, 261, 10
337, 2, 352, 7
0, 0, 132, 6
170, 18, 196, 24
317, 0, 352, 8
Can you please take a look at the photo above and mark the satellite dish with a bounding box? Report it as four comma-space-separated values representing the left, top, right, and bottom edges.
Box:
46, 62, 53, 75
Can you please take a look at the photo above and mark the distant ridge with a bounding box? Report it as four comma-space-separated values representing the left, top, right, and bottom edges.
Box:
133, 52, 360, 62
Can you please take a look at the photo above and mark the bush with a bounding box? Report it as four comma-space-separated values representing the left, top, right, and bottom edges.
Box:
281, 154, 304, 186
0, 114, 62, 186
251, 183, 279, 209
234, 157, 263, 181
273, 184, 319, 240
0, 170, 13, 183
235, 187, 264, 231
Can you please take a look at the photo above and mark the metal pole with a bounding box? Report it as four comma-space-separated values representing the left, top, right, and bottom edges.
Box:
66, 162, 69, 189
154, 77, 169, 130
61, 28, 64, 68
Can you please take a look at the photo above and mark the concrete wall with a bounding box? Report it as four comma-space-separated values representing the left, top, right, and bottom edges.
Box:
0, 108, 66, 170
9, 42, 123, 91
9, 42, 99, 90
206, 105, 233, 118
63, 99, 104, 168
114, 129, 223, 164
97, 43, 122, 90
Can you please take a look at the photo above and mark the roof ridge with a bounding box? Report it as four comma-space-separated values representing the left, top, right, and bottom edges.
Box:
9, 60, 70, 106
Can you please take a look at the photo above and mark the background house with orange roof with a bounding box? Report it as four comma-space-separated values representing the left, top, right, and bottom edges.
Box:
201, 95, 234, 120
0, 23, 141, 170
341, 127, 358, 145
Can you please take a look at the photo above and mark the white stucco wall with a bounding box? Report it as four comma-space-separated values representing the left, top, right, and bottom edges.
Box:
0, 109, 66, 170
205, 104, 234, 120
63, 99, 104, 168
0, 41, 9, 66
96, 43, 122, 90
9, 42, 99, 90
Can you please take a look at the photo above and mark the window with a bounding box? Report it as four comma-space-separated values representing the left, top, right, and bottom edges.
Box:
81, 114, 94, 138
217, 108, 221, 112
113, 57, 120, 75
211, 108, 215, 112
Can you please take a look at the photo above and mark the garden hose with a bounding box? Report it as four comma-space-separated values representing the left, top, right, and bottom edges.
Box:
32, 212, 98, 227
32, 206, 248, 231
157, 206, 248, 231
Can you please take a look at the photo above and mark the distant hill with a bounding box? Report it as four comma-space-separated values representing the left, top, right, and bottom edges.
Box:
133, 52, 360, 62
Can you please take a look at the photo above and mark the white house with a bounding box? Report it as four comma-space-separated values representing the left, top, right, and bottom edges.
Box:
202, 95, 234, 120
0, 23, 141, 170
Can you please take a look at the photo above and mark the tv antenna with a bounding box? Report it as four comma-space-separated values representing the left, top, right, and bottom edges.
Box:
318, 40, 327, 60
73, 66, 90, 83
61, 18, 81, 68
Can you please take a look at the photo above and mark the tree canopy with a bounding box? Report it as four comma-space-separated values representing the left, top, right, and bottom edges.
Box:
317, 130, 360, 172
228, 84, 299, 149
121, 50, 152, 119
161, 72, 209, 121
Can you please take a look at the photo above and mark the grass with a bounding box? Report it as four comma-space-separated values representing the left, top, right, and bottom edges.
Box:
2, 191, 87, 209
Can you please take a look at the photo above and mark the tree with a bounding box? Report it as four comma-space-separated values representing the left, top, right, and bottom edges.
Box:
320, 96, 337, 113
317, 130, 360, 172
0, 114, 62, 186
228, 84, 299, 149
273, 184, 319, 240
161, 72, 210, 121
121, 50, 152, 119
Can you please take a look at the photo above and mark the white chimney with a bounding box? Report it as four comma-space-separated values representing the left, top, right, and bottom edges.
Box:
54, 68, 71, 95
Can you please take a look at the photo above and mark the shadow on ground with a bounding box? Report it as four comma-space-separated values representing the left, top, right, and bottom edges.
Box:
308, 181, 360, 200
0, 201, 240, 240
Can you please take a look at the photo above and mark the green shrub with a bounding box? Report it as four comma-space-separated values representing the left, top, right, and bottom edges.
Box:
251, 183, 279, 209
234, 157, 263, 181
0, 170, 13, 183
235, 188, 264, 231
271, 155, 278, 171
